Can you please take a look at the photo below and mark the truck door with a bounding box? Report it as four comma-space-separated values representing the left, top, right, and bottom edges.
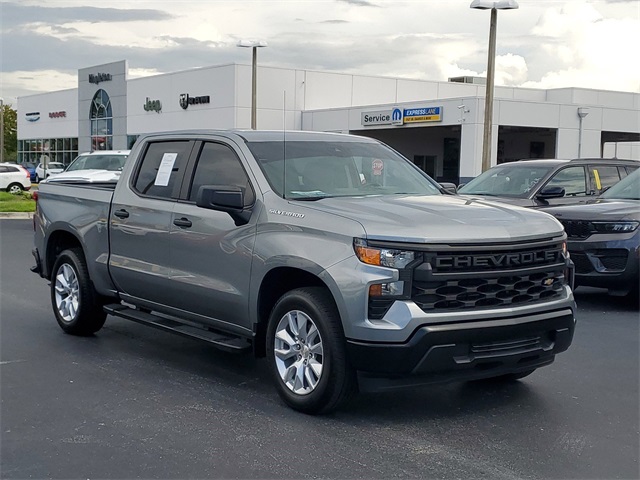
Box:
167, 140, 257, 331
109, 140, 195, 306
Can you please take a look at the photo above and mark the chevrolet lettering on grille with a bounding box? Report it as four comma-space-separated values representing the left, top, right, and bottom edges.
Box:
435, 250, 561, 269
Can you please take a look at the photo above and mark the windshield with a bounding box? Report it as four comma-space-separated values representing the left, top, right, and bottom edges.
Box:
601, 169, 640, 200
66, 154, 128, 172
246, 140, 442, 199
458, 164, 554, 198
48, 163, 65, 169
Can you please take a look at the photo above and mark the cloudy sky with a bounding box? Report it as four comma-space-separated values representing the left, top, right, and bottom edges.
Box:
1, 0, 639, 105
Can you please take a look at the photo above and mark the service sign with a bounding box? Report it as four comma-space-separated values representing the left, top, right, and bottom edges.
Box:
361, 107, 404, 126
361, 110, 393, 126
403, 106, 442, 123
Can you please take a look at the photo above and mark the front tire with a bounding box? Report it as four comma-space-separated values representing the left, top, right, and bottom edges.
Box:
51, 248, 106, 335
6, 183, 23, 194
266, 287, 356, 414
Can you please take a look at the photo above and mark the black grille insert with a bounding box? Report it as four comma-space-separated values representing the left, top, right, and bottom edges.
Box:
412, 242, 567, 313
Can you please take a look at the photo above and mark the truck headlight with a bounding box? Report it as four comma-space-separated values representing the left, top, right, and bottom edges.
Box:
353, 238, 415, 268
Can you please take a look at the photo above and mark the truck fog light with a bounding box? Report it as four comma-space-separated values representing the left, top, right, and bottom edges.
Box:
369, 281, 405, 297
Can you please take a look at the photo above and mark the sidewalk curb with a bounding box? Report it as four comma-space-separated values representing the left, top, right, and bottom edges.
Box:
0, 212, 34, 219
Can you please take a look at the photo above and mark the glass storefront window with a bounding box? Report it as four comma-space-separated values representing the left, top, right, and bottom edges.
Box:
17, 137, 79, 167
90, 89, 113, 152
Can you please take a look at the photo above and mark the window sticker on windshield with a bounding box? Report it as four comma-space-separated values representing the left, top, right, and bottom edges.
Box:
524, 177, 542, 193
154, 153, 178, 186
372, 158, 384, 176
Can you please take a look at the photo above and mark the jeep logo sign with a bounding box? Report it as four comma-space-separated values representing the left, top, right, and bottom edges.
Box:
143, 97, 162, 113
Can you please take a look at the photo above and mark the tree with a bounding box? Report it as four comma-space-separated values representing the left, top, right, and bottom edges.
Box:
1, 103, 18, 162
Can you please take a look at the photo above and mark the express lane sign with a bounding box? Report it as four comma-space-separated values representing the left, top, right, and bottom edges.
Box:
403, 106, 442, 123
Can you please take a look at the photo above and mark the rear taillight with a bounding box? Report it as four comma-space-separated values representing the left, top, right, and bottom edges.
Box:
32, 190, 39, 202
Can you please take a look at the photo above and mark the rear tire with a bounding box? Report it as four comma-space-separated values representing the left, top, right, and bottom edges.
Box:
266, 287, 357, 414
6, 183, 23, 194
51, 248, 106, 335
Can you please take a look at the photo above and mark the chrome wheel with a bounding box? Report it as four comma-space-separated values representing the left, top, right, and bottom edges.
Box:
8, 184, 22, 194
54, 263, 80, 323
273, 310, 324, 395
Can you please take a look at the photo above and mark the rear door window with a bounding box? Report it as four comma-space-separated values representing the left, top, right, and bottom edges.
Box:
589, 165, 621, 193
133, 141, 193, 200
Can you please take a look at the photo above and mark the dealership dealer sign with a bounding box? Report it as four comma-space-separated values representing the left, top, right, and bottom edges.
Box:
361, 108, 404, 126
362, 106, 441, 126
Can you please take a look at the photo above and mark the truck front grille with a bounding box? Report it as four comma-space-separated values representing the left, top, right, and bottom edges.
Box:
411, 240, 567, 313
365, 238, 569, 319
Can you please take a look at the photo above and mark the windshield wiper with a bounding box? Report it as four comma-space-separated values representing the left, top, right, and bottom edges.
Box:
290, 195, 332, 201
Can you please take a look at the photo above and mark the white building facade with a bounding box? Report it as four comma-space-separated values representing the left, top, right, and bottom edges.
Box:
17, 60, 640, 183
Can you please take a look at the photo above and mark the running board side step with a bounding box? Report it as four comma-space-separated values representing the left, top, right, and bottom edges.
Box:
103, 304, 252, 353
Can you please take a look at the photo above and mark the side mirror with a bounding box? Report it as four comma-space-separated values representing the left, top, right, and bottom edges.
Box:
196, 185, 251, 225
438, 182, 458, 194
537, 186, 565, 199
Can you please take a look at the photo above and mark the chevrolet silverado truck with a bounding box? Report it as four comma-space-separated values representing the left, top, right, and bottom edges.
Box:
32, 130, 576, 414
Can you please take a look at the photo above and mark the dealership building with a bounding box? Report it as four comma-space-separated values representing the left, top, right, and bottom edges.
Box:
17, 60, 640, 183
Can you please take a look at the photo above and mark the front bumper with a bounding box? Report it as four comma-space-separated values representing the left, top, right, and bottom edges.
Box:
568, 233, 639, 293
346, 308, 575, 392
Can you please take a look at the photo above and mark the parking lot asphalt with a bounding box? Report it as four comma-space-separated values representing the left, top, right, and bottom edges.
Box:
1, 219, 638, 479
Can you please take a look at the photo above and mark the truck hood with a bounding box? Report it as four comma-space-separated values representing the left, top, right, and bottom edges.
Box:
44, 169, 121, 183
457, 194, 535, 208
303, 194, 563, 243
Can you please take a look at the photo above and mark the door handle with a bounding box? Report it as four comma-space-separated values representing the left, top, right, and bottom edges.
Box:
173, 217, 192, 228
114, 209, 129, 219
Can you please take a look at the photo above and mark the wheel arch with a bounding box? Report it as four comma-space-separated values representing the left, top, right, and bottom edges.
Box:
45, 228, 83, 280
254, 267, 337, 357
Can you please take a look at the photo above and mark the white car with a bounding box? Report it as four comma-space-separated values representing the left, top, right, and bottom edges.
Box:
0, 163, 32, 193
35, 162, 65, 182
44, 150, 130, 183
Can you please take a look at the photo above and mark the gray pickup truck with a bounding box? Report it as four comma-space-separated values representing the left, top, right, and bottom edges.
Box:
33, 130, 576, 414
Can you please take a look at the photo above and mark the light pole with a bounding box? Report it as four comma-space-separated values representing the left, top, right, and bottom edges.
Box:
577, 107, 589, 158
470, 0, 519, 172
237, 39, 268, 130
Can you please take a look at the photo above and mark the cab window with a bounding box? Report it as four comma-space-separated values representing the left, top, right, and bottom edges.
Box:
188, 142, 255, 206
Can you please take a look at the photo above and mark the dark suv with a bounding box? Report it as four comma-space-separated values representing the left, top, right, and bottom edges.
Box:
458, 158, 639, 208
544, 169, 640, 297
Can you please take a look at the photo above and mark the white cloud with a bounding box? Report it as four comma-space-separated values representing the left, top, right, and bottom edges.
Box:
522, 3, 640, 91
1, 0, 639, 102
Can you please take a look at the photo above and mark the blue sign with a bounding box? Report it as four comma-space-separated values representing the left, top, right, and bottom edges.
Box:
392, 108, 403, 125
403, 106, 442, 123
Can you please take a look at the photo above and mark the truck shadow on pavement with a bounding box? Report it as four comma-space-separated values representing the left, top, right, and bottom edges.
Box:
572, 286, 639, 311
